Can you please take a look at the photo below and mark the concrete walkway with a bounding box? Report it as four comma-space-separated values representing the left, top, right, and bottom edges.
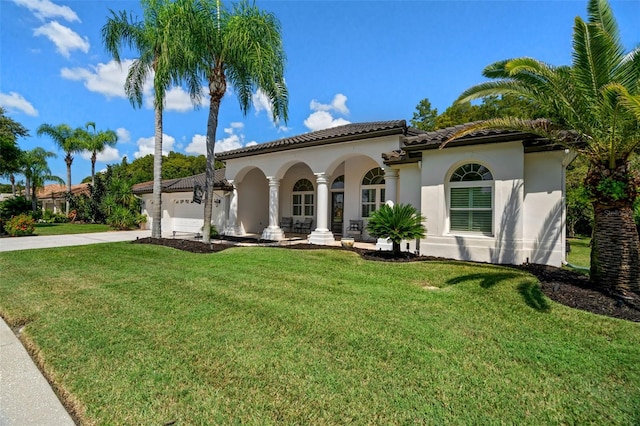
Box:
0, 229, 152, 252
0, 230, 151, 425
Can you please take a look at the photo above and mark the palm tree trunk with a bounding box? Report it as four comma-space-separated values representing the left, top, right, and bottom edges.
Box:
65, 154, 72, 216
151, 105, 163, 239
202, 73, 226, 243
91, 151, 97, 187
10, 174, 16, 196
590, 202, 640, 296
25, 175, 31, 201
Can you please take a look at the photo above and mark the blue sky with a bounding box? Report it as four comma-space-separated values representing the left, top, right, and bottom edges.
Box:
1, 0, 638, 185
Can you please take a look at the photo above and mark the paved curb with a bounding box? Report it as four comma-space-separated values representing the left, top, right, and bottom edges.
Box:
0, 319, 75, 425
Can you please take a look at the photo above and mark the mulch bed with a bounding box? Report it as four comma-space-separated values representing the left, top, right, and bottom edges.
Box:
132, 237, 640, 322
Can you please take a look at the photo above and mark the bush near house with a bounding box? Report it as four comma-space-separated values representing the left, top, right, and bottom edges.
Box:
3, 213, 35, 236
367, 203, 426, 256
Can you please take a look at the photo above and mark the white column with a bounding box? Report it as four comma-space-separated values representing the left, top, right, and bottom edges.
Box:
223, 181, 242, 236
308, 172, 335, 245
261, 177, 285, 241
376, 167, 399, 251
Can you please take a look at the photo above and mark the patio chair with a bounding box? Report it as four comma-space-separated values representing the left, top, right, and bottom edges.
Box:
299, 217, 314, 233
346, 219, 363, 240
279, 216, 293, 232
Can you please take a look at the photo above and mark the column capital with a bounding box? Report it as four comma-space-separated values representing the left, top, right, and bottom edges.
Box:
383, 167, 398, 179
267, 176, 280, 187
314, 172, 329, 185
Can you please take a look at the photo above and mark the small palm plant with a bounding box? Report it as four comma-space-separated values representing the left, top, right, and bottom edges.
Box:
366, 203, 426, 257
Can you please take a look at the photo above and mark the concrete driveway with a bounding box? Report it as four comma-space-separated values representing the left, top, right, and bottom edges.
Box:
0, 230, 152, 252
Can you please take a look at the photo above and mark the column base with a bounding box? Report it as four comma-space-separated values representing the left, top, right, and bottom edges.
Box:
223, 224, 243, 236
261, 227, 285, 241
308, 230, 336, 245
375, 238, 393, 251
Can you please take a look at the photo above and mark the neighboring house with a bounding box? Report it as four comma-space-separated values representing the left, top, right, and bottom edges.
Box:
132, 170, 232, 235
138, 120, 574, 267
37, 183, 90, 213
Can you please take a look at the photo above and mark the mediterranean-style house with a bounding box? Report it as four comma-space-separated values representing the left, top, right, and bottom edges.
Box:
37, 183, 90, 213
133, 120, 574, 267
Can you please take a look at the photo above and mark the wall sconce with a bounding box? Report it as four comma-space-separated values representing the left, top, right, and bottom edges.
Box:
214, 199, 221, 205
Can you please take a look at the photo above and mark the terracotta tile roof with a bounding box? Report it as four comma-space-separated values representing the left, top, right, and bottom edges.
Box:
132, 169, 231, 194
36, 183, 90, 199
216, 120, 411, 160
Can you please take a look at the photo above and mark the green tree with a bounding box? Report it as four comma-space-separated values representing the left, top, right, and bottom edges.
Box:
79, 122, 118, 187
0, 107, 29, 195
36, 123, 84, 215
450, 0, 640, 294
187, 0, 289, 242
102, 0, 202, 238
21, 147, 63, 212
410, 98, 438, 131
366, 203, 426, 257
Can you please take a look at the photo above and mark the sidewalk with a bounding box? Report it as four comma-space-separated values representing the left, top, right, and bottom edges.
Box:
0, 230, 151, 425
0, 230, 151, 252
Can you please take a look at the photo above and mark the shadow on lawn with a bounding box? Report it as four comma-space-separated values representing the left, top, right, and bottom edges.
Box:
446, 272, 551, 312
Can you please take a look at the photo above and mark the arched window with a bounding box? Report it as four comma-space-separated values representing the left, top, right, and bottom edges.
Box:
449, 163, 493, 234
361, 167, 385, 217
292, 178, 314, 217
331, 175, 344, 190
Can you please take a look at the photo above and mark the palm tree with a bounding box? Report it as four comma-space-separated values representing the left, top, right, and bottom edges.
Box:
102, 0, 202, 238
187, 0, 289, 243
0, 106, 29, 196
449, 0, 639, 295
21, 147, 63, 212
36, 123, 84, 215
80, 122, 118, 187
366, 203, 426, 257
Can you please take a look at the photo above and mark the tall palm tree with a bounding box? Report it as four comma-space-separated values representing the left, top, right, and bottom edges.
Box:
80, 122, 118, 187
21, 147, 63, 212
187, 0, 289, 243
102, 0, 201, 238
449, 0, 640, 295
36, 123, 83, 215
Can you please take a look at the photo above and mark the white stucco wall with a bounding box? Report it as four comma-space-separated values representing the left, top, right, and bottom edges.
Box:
417, 142, 566, 266
140, 191, 227, 236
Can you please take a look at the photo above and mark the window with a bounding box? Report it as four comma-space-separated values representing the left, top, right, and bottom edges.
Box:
449, 163, 493, 234
331, 175, 344, 190
361, 168, 386, 217
292, 178, 314, 217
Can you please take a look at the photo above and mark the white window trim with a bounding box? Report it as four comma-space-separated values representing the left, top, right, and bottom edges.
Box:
447, 180, 495, 237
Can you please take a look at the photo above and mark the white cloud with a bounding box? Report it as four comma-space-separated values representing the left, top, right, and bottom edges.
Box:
61, 59, 148, 99
185, 122, 254, 155
252, 89, 272, 118
303, 93, 351, 131
134, 134, 175, 159
145, 86, 208, 112
0, 91, 38, 116
309, 93, 349, 115
14, 0, 80, 22
34, 21, 89, 58
116, 128, 130, 143
80, 146, 121, 163
303, 111, 350, 132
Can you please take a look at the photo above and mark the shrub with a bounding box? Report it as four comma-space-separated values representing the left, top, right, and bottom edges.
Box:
0, 196, 31, 220
366, 203, 426, 256
4, 214, 36, 237
107, 206, 137, 230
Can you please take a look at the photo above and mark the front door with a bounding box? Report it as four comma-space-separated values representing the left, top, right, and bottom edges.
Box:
331, 192, 344, 236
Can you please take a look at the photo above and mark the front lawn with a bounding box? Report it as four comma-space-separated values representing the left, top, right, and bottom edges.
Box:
567, 236, 591, 268
34, 223, 112, 236
0, 244, 638, 424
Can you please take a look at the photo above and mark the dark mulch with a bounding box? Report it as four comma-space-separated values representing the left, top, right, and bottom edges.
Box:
132, 237, 640, 322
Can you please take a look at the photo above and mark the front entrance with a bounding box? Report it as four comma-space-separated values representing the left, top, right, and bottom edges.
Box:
331, 192, 344, 236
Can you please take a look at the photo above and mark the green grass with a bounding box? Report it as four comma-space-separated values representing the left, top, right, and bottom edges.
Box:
34, 223, 112, 236
1, 244, 638, 425
567, 236, 591, 268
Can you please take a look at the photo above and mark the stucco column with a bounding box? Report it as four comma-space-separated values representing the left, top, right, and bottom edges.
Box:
308, 172, 335, 245
376, 167, 400, 251
384, 167, 398, 203
224, 181, 242, 236
261, 177, 285, 241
